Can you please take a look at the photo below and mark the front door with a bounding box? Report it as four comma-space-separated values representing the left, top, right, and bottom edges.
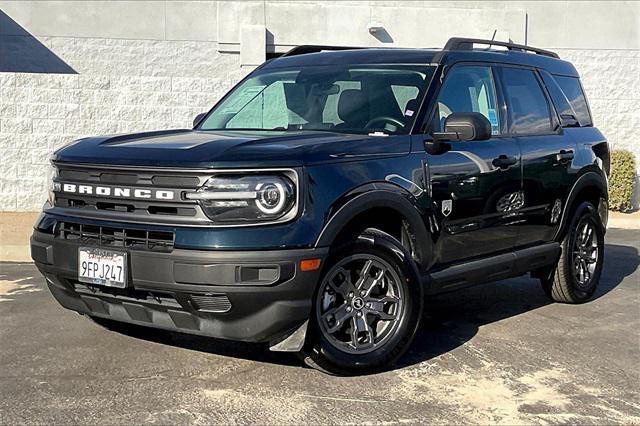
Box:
423, 64, 522, 266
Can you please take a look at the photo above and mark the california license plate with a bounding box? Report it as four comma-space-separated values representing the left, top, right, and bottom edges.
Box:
78, 247, 127, 288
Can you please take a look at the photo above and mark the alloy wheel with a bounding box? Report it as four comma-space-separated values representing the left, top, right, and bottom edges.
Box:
316, 254, 405, 355
572, 217, 599, 288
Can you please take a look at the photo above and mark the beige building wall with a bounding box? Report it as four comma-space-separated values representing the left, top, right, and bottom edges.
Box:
0, 1, 639, 210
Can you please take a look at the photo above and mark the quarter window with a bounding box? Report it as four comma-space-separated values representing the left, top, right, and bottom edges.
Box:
433, 66, 500, 134
501, 68, 553, 135
554, 76, 592, 126
540, 70, 576, 126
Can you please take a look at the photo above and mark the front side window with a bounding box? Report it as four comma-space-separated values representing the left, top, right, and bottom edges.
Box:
501, 67, 553, 135
432, 65, 500, 134
199, 65, 434, 135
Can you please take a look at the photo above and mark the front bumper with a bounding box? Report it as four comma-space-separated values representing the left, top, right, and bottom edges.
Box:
31, 230, 327, 344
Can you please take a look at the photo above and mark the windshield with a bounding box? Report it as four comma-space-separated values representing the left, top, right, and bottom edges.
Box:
198, 64, 435, 135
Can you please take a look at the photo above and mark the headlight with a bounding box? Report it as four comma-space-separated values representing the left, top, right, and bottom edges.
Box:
47, 163, 59, 205
187, 171, 298, 224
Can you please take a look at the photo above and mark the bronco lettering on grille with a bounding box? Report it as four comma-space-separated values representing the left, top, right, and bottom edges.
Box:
60, 183, 175, 200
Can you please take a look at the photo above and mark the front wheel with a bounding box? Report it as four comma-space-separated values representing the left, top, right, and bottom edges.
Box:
301, 229, 422, 375
540, 201, 605, 303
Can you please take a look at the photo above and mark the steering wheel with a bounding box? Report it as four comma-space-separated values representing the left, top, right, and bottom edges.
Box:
364, 116, 406, 131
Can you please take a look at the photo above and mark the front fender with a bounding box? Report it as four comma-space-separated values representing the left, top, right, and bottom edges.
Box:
315, 183, 434, 269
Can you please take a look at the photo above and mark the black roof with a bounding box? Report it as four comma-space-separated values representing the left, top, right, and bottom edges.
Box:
263, 38, 579, 77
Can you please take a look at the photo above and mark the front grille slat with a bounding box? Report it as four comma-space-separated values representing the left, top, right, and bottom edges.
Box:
58, 221, 174, 252
189, 294, 232, 313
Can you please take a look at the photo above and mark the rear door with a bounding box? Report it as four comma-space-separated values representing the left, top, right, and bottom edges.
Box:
497, 65, 577, 246
423, 64, 522, 265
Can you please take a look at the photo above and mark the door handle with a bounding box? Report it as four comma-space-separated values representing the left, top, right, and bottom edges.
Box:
555, 150, 574, 164
492, 154, 518, 170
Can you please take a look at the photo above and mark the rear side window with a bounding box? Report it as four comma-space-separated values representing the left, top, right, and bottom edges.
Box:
501, 67, 553, 135
554, 76, 592, 126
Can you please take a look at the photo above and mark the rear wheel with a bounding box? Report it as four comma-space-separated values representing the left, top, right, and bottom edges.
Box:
301, 229, 422, 375
540, 201, 604, 303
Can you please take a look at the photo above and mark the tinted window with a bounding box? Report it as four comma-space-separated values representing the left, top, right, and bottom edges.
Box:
433, 66, 500, 134
555, 76, 592, 126
501, 68, 553, 135
540, 71, 575, 126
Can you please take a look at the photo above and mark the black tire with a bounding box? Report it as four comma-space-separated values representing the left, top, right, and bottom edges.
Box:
540, 201, 605, 303
300, 228, 423, 375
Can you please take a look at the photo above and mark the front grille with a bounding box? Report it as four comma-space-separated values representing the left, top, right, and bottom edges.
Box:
52, 163, 212, 225
58, 221, 175, 252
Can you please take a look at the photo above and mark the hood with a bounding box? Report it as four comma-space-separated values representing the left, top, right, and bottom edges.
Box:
53, 129, 411, 168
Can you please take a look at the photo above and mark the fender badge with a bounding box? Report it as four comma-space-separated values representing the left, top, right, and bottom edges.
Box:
550, 198, 562, 224
442, 199, 453, 217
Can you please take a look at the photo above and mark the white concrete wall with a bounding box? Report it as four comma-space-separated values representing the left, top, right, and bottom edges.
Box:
0, 39, 245, 210
0, 1, 639, 210
0, 1, 248, 210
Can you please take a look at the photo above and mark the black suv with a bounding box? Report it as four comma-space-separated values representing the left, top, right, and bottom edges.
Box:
31, 38, 609, 374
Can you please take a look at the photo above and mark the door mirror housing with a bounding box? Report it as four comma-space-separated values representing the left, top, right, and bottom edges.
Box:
193, 112, 207, 127
432, 112, 492, 142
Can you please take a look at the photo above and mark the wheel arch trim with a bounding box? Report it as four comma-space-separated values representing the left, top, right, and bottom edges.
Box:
555, 171, 608, 241
315, 185, 432, 268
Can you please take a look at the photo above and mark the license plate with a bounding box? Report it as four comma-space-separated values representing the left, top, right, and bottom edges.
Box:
78, 247, 127, 288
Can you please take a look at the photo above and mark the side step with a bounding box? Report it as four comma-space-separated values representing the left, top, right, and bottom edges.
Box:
426, 242, 561, 294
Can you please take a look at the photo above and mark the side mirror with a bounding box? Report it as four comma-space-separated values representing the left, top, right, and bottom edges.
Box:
432, 112, 492, 142
193, 112, 206, 127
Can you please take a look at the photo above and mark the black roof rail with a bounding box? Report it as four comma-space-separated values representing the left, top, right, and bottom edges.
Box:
443, 37, 559, 59
281, 45, 364, 57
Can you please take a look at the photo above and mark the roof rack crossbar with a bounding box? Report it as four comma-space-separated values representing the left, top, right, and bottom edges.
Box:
443, 37, 559, 59
281, 45, 364, 57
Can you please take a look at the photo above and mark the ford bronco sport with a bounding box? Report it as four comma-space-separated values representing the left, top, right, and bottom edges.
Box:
31, 38, 609, 375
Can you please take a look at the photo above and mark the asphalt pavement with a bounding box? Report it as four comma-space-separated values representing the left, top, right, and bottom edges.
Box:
1, 229, 638, 424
